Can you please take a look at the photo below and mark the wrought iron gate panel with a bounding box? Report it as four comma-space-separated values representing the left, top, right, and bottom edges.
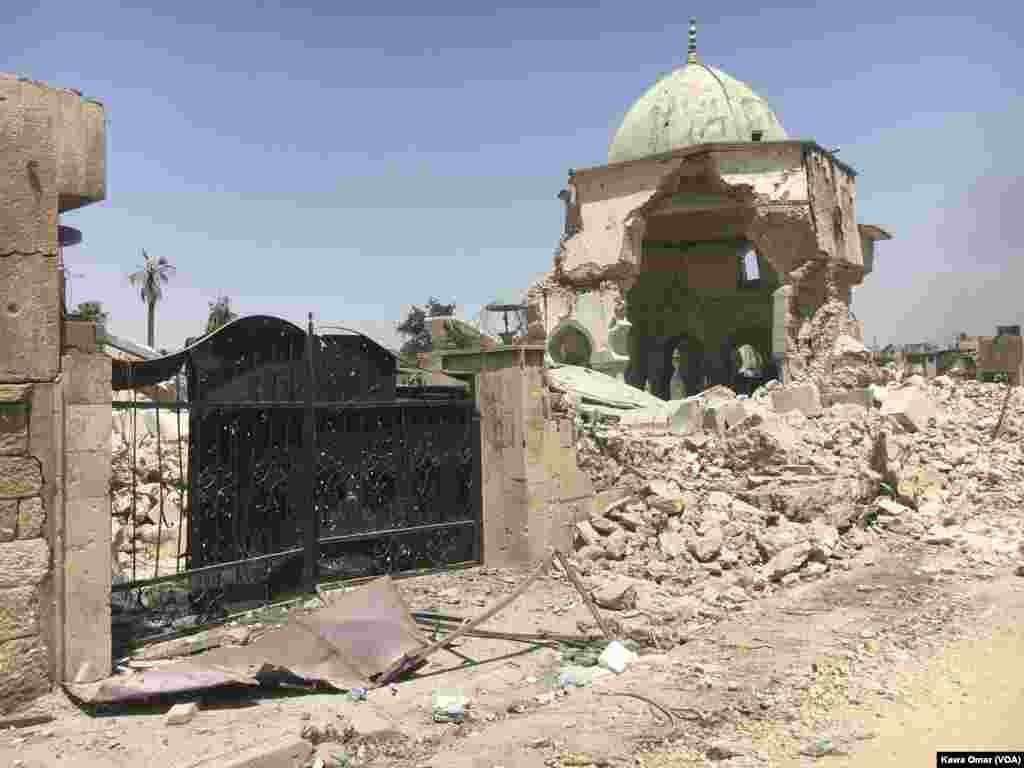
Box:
314, 400, 480, 581
190, 406, 306, 569
315, 408, 402, 538
110, 314, 482, 650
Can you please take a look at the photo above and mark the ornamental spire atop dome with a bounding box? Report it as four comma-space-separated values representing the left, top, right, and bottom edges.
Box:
687, 17, 698, 64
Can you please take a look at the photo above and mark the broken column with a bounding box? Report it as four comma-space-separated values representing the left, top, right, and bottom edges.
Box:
0, 74, 109, 707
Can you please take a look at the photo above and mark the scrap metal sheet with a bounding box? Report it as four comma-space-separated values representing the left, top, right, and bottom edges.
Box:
68, 576, 429, 705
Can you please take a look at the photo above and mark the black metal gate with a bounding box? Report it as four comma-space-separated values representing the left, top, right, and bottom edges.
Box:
110, 315, 481, 651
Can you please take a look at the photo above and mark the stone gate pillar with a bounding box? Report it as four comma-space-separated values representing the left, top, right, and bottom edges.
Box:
0, 74, 109, 710
441, 346, 595, 566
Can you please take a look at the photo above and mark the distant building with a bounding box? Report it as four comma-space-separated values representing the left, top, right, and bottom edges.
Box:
977, 326, 1024, 384
902, 342, 937, 355
956, 333, 983, 356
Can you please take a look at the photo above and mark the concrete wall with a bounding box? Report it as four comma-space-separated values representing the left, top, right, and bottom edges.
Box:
0, 74, 110, 712
444, 347, 595, 566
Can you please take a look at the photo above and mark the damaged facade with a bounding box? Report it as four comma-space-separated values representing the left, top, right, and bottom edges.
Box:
527, 21, 891, 400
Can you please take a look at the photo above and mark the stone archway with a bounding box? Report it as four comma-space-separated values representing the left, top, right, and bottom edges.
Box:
624, 332, 708, 401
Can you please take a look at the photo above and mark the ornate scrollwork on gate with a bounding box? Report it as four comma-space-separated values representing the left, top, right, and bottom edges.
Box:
190, 407, 304, 574
315, 408, 402, 536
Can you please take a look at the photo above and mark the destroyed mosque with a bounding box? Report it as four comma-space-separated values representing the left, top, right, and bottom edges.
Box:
526, 21, 891, 400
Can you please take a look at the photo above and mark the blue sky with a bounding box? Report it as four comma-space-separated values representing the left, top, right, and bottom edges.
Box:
7, 0, 1022, 351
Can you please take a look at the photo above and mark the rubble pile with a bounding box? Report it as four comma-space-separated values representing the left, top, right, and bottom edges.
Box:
109, 393, 189, 579
563, 374, 1024, 639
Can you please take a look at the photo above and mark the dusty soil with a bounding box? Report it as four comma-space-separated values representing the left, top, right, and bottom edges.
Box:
3, 537, 1023, 768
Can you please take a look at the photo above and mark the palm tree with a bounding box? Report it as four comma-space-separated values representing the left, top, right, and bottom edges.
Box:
205, 295, 238, 334
128, 249, 175, 348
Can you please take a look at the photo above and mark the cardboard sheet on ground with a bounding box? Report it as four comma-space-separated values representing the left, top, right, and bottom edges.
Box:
68, 576, 429, 705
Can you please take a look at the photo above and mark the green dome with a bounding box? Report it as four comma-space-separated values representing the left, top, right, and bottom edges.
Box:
608, 54, 787, 165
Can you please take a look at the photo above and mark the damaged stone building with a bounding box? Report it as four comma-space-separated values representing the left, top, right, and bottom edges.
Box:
528, 21, 891, 400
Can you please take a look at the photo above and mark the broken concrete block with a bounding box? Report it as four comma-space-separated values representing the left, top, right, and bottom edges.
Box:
749, 477, 872, 524
765, 541, 812, 581
771, 383, 823, 417
658, 531, 687, 559
830, 387, 874, 409
828, 503, 861, 532
704, 400, 750, 434
830, 402, 869, 421
706, 490, 734, 508
727, 496, 765, 521
699, 385, 737, 404
686, 525, 724, 562
923, 528, 955, 546
165, 702, 198, 725
604, 529, 628, 560
574, 520, 601, 548
589, 516, 619, 535
880, 389, 939, 432
646, 487, 685, 516
876, 497, 913, 516
576, 544, 607, 562
669, 398, 704, 435
644, 479, 674, 497
617, 405, 671, 429
592, 579, 638, 611
754, 520, 808, 560
807, 521, 840, 561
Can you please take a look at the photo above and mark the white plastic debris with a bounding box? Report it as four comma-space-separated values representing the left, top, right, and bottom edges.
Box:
431, 690, 469, 722
597, 641, 637, 674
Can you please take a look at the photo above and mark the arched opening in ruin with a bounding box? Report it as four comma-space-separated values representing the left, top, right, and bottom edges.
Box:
623, 195, 781, 399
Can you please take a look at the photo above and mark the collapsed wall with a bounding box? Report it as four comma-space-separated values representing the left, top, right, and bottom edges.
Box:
547, 370, 1022, 644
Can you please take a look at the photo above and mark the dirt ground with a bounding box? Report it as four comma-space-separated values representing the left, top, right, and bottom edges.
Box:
2, 533, 1024, 768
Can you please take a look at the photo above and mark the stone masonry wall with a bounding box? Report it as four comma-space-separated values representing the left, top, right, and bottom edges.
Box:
0, 384, 53, 713
1, 74, 110, 711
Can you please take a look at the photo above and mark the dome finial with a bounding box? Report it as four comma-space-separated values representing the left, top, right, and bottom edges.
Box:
687, 17, 698, 63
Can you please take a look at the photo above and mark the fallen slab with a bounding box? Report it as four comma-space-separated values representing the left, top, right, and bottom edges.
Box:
880, 388, 940, 432
771, 383, 823, 417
